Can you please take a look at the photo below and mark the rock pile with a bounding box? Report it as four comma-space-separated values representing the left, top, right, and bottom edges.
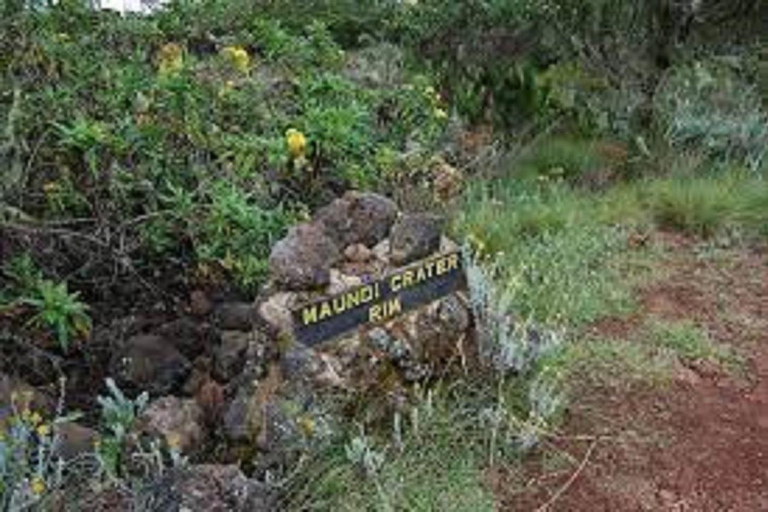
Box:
258, 191, 470, 388
233, 191, 473, 469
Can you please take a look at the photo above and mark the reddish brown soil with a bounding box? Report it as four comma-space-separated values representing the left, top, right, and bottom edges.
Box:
492, 234, 768, 511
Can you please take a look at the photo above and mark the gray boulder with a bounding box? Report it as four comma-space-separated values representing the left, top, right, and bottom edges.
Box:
269, 223, 341, 290
189, 290, 213, 317
315, 191, 398, 248
148, 464, 275, 512
135, 396, 205, 454
213, 331, 250, 382
111, 335, 191, 395
215, 302, 255, 331
0, 373, 54, 418
389, 213, 444, 265
154, 317, 217, 359
54, 422, 99, 461
257, 291, 298, 337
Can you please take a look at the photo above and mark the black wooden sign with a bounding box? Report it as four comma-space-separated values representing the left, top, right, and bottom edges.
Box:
292, 251, 466, 346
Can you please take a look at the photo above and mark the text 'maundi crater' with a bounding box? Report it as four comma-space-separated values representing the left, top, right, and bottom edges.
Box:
292, 251, 465, 346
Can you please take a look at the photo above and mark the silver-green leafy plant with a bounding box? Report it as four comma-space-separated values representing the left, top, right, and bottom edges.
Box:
465, 244, 566, 456
478, 373, 565, 460
344, 432, 392, 511
95, 378, 149, 478
657, 62, 768, 172
463, 246, 563, 374
344, 433, 385, 479
0, 378, 80, 510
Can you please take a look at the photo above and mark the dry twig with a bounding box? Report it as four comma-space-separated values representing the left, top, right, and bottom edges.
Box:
534, 439, 598, 512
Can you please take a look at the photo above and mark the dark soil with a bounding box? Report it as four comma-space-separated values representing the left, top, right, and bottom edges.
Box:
491, 234, 768, 511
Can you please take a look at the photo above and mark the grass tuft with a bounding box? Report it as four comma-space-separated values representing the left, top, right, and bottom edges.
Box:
644, 320, 743, 371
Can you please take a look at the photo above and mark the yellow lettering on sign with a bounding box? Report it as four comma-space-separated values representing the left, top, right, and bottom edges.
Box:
446, 253, 459, 271
385, 297, 402, 318
298, 252, 461, 331
346, 289, 361, 309
332, 295, 347, 314
302, 306, 318, 326
361, 285, 374, 303
369, 304, 382, 322
368, 298, 403, 323
424, 260, 436, 279
402, 270, 414, 288
436, 257, 447, 275
319, 302, 333, 321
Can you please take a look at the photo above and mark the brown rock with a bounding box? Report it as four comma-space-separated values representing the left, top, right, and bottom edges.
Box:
257, 292, 298, 337
190, 290, 213, 317
154, 318, 217, 359
136, 396, 204, 454
183, 356, 212, 395
215, 302, 255, 331
153, 464, 275, 512
78, 487, 133, 511
315, 191, 399, 248
213, 331, 250, 381
196, 378, 225, 423
372, 239, 391, 264
344, 243, 374, 263
223, 364, 281, 443
390, 213, 444, 265
111, 335, 191, 395
269, 223, 341, 290
0, 373, 54, 417
54, 422, 98, 460
326, 269, 363, 296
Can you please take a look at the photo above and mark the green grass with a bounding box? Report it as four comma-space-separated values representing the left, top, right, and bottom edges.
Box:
285, 379, 536, 512
511, 137, 614, 184
547, 338, 674, 391
641, 173, 768, 237
456, 162, 768, 328
541, 319, 745, 399
644, 320, 743, 371
456, 182, 652, 327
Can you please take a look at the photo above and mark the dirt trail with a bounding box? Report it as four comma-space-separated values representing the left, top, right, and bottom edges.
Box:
494, 235, 768, 511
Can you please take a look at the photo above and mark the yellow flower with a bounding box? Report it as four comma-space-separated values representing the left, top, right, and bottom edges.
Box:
467, 232, 487, 256
166, 432, 181, 451
221, 46, 251, 74
29, 412, 42, 426
297, 415, 316, 437
285, 128, 307, 159
31, 477, 46, 496
36, 424, 50, 437
157, 42, 184, 77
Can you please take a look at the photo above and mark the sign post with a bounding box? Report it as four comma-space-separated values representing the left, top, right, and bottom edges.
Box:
292, 251, 466, 346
